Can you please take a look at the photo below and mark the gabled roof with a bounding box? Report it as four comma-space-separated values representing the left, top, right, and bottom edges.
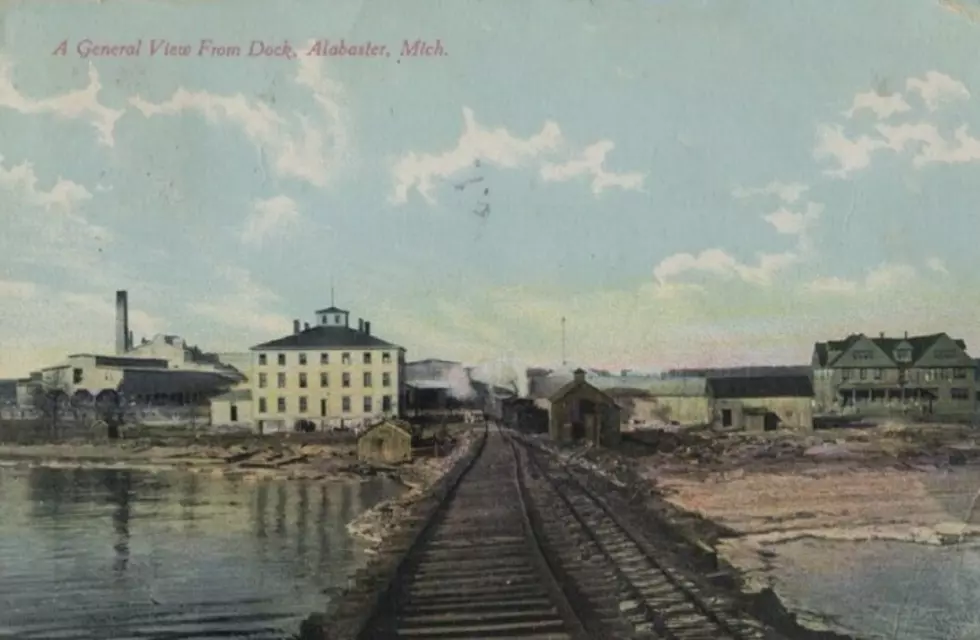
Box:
359, 419, 413, 440
251, 326, 400, 351
315, 306, 348, 314
548, 377, 618, 405
707, 375, 814, 399
814, 332, 969, 367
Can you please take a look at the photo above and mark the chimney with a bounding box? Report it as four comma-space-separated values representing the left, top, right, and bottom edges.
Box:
293, 319, 301, 334
880, 331, 885, 339
358, 318, 364, 332
904, 330, 909, 339
573, 368, 586, 383
304, 322, 310, 331
364, 321, 371, 335
115, 290, 129, 355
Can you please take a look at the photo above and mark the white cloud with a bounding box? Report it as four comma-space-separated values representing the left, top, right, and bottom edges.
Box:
0, 154, 92, 210
539, 140, 645, 195
240, 195, 300, 247
389, 108, 644, 204
762, 202, 823, 236
906, 71, 970, 111
732, 181, 809, 203
813, 124, 886, 177
0, 56, 123, 147
805, 263, 918, 296
653, 248, 798, 287
130, 47, 348, 188
844, 90, 912, 120
186, 265, 292, 336
926, 257, 949, 275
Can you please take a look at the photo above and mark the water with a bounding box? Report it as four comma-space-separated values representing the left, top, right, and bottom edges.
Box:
771, 539, 980, 640
0, 466, 404, 639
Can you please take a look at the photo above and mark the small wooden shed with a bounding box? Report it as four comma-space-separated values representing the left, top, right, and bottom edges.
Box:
548, 369, 622, 447
357, 419, 414, 464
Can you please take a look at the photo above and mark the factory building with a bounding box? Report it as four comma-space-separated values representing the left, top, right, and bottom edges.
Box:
237, 305, 407, 434
19, 291, 246, 414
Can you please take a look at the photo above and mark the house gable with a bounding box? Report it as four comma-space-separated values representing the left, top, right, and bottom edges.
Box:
914, 333, 974, 367
549, 379, 618, 407
831, 334, 894, 368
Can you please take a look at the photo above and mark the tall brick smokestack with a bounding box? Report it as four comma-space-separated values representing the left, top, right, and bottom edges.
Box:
115, 291, 129, 355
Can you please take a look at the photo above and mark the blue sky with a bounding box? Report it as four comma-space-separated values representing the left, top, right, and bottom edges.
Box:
2, 0, 980, 377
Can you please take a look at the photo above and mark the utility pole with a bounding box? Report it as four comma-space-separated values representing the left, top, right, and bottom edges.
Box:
561, 316, 567, 366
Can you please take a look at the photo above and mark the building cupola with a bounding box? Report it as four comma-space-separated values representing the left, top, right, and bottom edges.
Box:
315, 306, 349, 328
573, 368, 586, 383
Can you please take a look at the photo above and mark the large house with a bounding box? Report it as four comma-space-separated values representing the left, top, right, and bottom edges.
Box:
235, 305, 406, 433
811, 332, 977, 417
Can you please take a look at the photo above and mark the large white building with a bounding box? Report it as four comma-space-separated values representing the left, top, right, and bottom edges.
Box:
211, 305, 407, 433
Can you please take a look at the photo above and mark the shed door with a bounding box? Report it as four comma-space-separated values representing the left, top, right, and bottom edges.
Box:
230, 404, 238, 422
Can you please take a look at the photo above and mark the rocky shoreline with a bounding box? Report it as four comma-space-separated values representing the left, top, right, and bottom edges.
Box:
547, 421, 980, 638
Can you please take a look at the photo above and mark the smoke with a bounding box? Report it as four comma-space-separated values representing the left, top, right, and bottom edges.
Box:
445, 364, 476, 400
468, 357, 530, 397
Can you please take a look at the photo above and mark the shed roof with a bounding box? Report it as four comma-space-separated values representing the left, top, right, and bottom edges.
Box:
548, 378, 618, 405
251, 326, 401, 351
707, 375, 814, 399
359, 419, 413, 440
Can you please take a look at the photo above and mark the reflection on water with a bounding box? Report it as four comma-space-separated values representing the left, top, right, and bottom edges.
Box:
0, 466, 402, 639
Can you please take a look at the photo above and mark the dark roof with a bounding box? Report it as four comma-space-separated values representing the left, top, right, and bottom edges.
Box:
549, 378, 618, 405
94, 356, 169, 369
707, 375, 813, 399
814, 332, 968, 367
251, 325, 400, 350
314, 306, 348, 314
118, 370, 235, 396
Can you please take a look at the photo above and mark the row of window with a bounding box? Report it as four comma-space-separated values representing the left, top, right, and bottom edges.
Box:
836, 367, 972, 382
258, 351, 392, 366
852, 348, 956, 362
258, 371, 391, 389
257, 395, 393, 414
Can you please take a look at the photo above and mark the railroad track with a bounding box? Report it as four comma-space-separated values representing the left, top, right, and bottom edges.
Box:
354, 424, 781, 639
356, 426, 589, 639
516, 435, 780, 640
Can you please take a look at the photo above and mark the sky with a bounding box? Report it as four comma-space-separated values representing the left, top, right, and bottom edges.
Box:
2, 0, 980, 378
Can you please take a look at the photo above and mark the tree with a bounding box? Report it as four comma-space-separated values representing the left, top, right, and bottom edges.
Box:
29, 377, 72, 440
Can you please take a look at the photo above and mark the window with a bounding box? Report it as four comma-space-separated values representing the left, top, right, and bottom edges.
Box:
873, 368, 882, 380
320, 352, 329, 365
258, 398, 267, 413
258, 373, 267, 389
382, 372, 391, 387
342, 396, 351, 412
954, 368, 968, 379
320, 398, 327, 416
951, 388, 970, 400
842, 369, 852, 381
299, 353, 307, 366
258, 354, 267, 366
363, 352, 372, 364
299, 373, 308, 388
363, 396, 373, 412
859, 368, 868, 380
382, 395, 392, 412
895, 349, 912, 362
363, 372, 373, 387
277, 373, 286, 388
277, 397, 286, 413
299, 396, 308, 413
320, 372, 329, 387
73, 368, 83, 384
334, 314, 341, 323
277, 353, 286, 366
342, 352, 351, 365
382, 352, 391, 364
342, 372, 351, 388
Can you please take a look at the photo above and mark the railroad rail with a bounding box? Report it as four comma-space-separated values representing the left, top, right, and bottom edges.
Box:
350, 425, 783, 639
355, 426, 589, 639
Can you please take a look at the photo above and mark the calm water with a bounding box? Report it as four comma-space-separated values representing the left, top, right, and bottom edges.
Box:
0, 466, 404, 639
772, 539, 980, 640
